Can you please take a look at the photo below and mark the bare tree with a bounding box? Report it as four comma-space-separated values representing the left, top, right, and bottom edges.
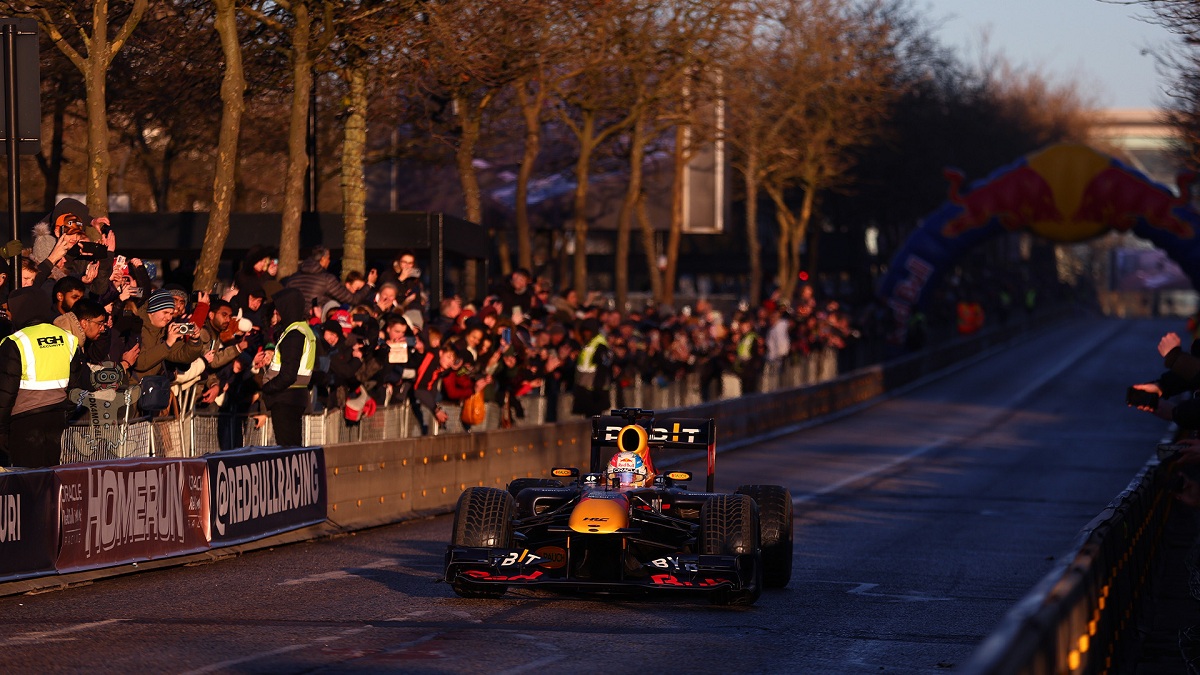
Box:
243, 0, 335, 279
13, 0, 149, 217
726, 0, 900, 301
193, 0, 247, 292
609, 0, 740, 309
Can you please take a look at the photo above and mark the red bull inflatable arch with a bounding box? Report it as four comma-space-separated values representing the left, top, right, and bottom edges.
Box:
877, 142, 1199, 341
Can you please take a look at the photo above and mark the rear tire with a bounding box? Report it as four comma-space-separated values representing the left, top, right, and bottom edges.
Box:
701, 494, 761, 605
736, 485, 793, 588
505, 477, 563, 500
450, 487, 515, 598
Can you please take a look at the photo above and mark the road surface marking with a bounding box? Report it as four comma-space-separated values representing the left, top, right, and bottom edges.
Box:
0, 619, 126, 647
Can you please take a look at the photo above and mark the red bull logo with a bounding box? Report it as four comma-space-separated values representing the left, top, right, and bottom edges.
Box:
1075, 166, 1195, 240
941, 164, 1061, 238
939, 144, 1197, 242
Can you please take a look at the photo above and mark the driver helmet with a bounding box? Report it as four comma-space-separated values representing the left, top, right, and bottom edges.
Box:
606, 451, 650, 489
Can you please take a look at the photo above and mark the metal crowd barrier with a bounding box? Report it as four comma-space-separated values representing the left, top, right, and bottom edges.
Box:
963, 458, 1171, 674
55, 348, 842, 462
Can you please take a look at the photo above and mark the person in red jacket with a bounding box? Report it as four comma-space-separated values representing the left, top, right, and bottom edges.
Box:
440, 346, 491, 431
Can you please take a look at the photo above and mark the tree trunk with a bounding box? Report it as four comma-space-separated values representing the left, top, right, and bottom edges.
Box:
615, 114, 647, 312
515, 75, 543, 273
340, 63, 368, 278
766, 183, 794, 298
39, 0, 146, 216
84, 42, 110, 217
454, 94, 484, 225
195, 0, 245, 292
790, 184, 816, 296
36, 99, 66, 211
744, 153, 762, 306
571, 112, 596, 298
663, 124, 687, 306
155, 140, 176, 212
276, 2, 314, 280
636, 193, 662, 304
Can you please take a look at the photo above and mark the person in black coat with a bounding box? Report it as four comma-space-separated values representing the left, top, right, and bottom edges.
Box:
258, 288, 314, 447
0, 288, 89, 467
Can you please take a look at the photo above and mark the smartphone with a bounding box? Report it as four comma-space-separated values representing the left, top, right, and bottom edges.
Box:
1126, 386, 1160, 409
502, 328, 512, 344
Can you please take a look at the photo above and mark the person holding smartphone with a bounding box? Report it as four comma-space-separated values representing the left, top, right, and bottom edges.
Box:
1129, 331, 1200, 428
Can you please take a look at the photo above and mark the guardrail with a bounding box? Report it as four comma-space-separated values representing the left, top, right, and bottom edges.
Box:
962, 457, 1170, 674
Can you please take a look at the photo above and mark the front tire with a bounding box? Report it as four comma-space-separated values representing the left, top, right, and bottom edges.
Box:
450, 487, 515, 598
701, 494, 761, 605
736, 485, 793, 588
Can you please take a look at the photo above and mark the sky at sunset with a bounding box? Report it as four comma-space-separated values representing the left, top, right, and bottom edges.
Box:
920, 0, 1178, 110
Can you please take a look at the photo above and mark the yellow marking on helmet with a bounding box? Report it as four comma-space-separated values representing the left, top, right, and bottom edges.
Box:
618, 424, 648, 453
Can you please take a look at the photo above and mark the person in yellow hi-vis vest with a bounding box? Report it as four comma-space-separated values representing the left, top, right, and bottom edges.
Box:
0, 288, 88, 467
258, 288, 316, 447
572, 318, 613, 418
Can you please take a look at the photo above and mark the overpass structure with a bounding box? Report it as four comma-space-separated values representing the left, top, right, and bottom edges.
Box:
1088, 108, 1197, 316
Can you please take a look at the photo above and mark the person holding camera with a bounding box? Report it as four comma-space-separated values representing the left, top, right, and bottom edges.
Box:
0, 287, 89, 467
129, 289, 205, 382
381, 250, 425, 314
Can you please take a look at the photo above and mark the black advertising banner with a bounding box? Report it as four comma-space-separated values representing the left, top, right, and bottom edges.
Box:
208, 446, 327, 546
0, 469, 58, 580
56, 459, 209, 573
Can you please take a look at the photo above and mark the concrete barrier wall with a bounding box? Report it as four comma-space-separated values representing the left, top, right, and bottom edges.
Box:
324, 420, 593, 531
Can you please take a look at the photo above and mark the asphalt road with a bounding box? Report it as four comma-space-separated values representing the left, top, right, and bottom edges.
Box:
0, 316, 1176, 674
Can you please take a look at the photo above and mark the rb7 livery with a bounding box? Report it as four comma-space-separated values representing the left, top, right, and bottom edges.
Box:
443, 408, 792, 605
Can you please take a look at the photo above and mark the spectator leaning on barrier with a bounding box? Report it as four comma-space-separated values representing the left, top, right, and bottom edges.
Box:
0, 287, 89, 468
409, 342, 455, 431
192, 299, 246, 406
1130, 332, 1200, 431
131, 289, 205, 382
258, 288, 316, 447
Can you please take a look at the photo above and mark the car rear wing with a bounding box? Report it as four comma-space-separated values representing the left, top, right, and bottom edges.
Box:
590, 412, 717, 492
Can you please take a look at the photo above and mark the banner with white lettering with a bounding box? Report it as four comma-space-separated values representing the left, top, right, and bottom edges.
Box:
55, 459, 209, 573
0, 469, 59, 580
207, 446, 327, 546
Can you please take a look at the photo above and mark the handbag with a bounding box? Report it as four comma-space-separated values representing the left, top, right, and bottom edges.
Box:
460, 390, 486, 426
138, 375, 172, 413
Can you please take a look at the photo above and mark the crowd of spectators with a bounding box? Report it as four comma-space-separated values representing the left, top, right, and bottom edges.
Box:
0, 199, 866, 464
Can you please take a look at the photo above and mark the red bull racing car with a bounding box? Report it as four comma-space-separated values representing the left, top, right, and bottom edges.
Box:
443, 408, 793, 605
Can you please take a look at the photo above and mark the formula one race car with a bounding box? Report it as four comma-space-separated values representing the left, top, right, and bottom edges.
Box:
444, 408, 793, 605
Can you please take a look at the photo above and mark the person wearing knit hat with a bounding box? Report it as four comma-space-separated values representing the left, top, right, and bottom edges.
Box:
129, 289, 206, 384
146, 289, 176, 314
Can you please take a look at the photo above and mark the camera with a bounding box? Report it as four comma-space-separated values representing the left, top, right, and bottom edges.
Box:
173, 321, 197, 336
